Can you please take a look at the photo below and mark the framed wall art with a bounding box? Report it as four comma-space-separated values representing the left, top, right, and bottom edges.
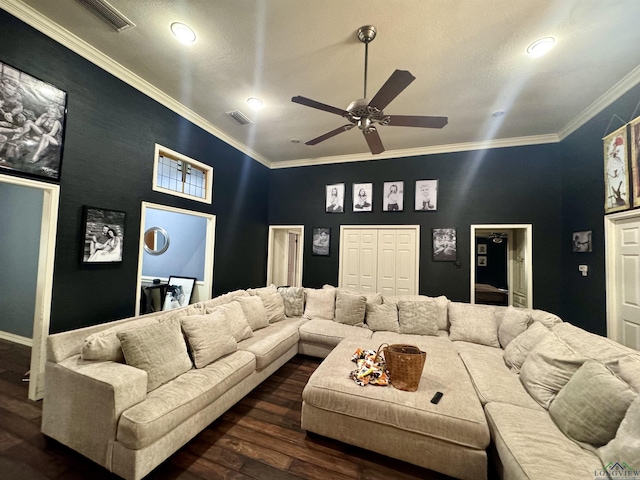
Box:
326, 183, 345, 213
477, 256, 487, 267
312, 227, 330, 256
604, 125, 630, 213
631, 115, 640, 208
81, 206, 125, 264
383, 181, 403, 211
352, 182, 372, 212
433, 228, 457, 261
415, 179, 438, 211
477, 244, 487, 254
163, 276, 196, 310
0, 61, 68, 181
572, 230, 592, 253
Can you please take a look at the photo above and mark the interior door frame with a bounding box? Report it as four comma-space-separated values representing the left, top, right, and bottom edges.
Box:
338, 225, 420, 294
604, 209, 640, 342
267, 225, 304, 287
135, 202, 216, 315
0, 173, 60, 401
470, 224, 533, 308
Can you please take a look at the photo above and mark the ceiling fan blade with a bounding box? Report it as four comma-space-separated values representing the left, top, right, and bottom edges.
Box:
292, 96, 349, 116
363, 128, 385, 155
387, 115, 448, 129
306, 124, 354, 145
368, 70, 415, 111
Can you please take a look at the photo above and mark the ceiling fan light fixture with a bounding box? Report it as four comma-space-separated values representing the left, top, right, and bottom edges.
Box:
247, 97, 263, 110
171, 22, 196, 44
527, 37, 555, 57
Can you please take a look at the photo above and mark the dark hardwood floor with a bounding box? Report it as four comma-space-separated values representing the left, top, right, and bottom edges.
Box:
0, 338, 486, 480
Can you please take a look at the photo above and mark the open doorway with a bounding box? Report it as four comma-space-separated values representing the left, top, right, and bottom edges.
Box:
470, 224, 532, 308
267, 226, 304, 287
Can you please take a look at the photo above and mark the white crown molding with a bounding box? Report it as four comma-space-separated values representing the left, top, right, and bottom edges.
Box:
558, 63, 640, 141
0, 0, 272, 169
270, 133, 560, 169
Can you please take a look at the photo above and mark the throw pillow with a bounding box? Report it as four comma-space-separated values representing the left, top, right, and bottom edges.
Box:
181, 314, 237, 368
235, 296, 269, 331
201, 290, 249, 310
278, 286, 305, 317
448, 303, 500, 347
304, 287, 336, 320
599, 395, 640, 468
531, 309, 563, 328
503, 321, 552, 373
549, 360, 636, 447
384, 295, 449, 331
497, 306, 533, 348
519, 332, 585, 409
81, 317, 158, 362
397, 300, 439, 336
212, 302, 253, 342
250, 285, 286, 323
335, 291, 367, 326
117, 321, 193, 392
616, 354, 640, 393
365, 302, 399, 332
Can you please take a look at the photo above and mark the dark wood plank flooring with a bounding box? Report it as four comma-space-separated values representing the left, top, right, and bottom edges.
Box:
0, 338, 492, 479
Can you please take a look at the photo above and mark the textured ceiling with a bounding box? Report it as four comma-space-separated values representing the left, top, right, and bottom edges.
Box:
7, 0, 640, 167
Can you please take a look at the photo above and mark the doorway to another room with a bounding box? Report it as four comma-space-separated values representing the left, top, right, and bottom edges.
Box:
267, 226, 304, 287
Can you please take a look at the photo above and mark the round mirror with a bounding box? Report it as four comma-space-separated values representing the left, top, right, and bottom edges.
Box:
144, 227, 170, 255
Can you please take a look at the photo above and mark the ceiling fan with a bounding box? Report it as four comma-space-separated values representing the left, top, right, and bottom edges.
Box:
291, 25, 448, 155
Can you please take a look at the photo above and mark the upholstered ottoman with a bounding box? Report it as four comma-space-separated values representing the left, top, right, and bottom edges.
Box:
301, 338, 490, 480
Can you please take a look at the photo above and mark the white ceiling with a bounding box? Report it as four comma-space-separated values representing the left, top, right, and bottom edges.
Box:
7, 0, 640, 167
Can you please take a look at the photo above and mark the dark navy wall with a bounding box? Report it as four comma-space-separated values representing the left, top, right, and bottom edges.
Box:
270, 144, 564, 314
0, 11, 269, 333
475, 238, 508, 290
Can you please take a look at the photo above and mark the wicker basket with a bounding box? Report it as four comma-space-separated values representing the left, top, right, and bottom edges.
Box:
377, 343, 426, 392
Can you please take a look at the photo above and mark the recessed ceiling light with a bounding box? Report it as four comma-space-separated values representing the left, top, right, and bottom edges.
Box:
290, 138, 300, 144
527, 37, 555, 57
171, 22, 196, 44
247, 97, 263, 110
492, 110, 505, 117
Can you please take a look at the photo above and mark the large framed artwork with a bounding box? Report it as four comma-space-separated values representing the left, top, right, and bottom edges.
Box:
326, 183, 345, 213
312, 227, 330, 256
81, 207, 125, 264
604, 125, 630, 213
433, 228, 457, 261
631, 115, 640, 208
163, 276, 197, 310
0, 61, 68, 181
383, 181, 404, 211
415, 179, 438, 211
352, 182, 373, 212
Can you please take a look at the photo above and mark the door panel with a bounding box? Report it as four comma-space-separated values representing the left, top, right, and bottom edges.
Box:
616, 219, 640, 349
377, 231, 397, 296
359, 231, 377, 292
395, 231, 416, 295
343, 231, 362, 290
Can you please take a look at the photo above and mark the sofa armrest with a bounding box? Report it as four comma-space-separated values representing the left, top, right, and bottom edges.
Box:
41, 356, 147, 470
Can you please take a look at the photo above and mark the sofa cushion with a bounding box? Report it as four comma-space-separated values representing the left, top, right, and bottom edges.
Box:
397, 300, 439, 336
616, 354, 640, 392
278, 286, 305, 317
248, 285, 286, 323
485, 402, 604, 480
519, 332, 585, 409
304, 287, 336, 320
549, 360, 636, 447
117, 321, 193, 392
81, 316, 159, 362
531, 309, 563, 328
210, 302, 253, 342
503, 321, 552, 373
299, 319, 372, 348
180, 314, 237, 368
553, 322, 637, 366
598, 395, 640, 469
335, 291, 367, 326
237, 317, 305, 370
385, 295, 449, 331
117, 350, 255, 449
337, 288, 383, 307
497, 306, 533, 348
235, 296, 269, 331
201, 289, 249, 310
365, 302, 399, 332
448, 303, 499, 347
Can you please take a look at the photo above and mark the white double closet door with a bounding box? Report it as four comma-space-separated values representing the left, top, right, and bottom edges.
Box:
339, 226, 419, 296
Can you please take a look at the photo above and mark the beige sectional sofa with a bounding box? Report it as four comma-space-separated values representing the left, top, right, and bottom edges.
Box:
41, 285, 640, 480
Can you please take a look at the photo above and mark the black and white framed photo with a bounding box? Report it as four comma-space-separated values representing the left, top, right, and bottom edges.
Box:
326, 183, 345, 213
383, 181, 404, 211
433, 228, 457, 261
572, 230, 592, 252
163, 276, 196, 310
478, 256, 487, 267
353, 182, 373, 212
81, 206, 125, 264
477, 244, 487, 255
312, 227, 330, 256
0, 61, 68, 181
415, 179, 438, 211
603, 126, 630, 213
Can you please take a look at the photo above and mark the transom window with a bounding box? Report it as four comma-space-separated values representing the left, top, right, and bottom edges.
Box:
152, 144, 213, 204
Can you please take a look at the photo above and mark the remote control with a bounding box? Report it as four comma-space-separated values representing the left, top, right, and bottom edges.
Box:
430, 391, 444, 404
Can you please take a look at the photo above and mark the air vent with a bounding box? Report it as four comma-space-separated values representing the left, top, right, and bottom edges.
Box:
226, 110, 253, 125
76, 0, 135, 32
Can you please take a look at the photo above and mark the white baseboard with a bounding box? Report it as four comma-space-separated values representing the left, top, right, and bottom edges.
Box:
0, 330, 33, 347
